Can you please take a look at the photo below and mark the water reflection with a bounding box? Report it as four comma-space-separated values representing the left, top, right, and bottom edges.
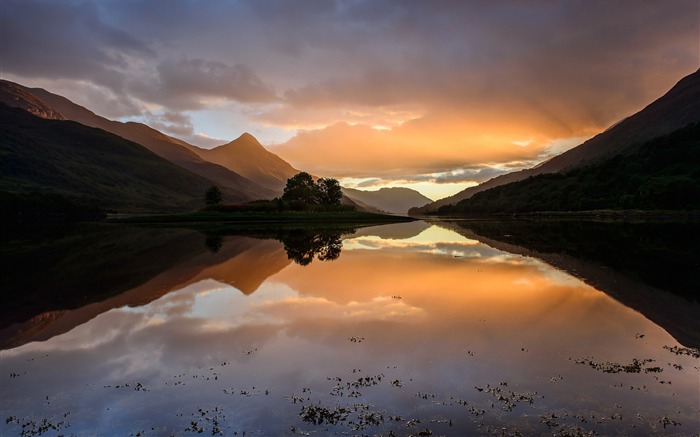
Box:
1, 222, 698, 436
204, 227, 355, 265
276, 228, 350, 265
440, 219, 700, 348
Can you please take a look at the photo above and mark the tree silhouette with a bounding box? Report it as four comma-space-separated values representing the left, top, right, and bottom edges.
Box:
278, 228, 348, 265
281, 172, 343, 208
316, 177, 342, 205
204, 234, 223, 253
282, 172, 317, 204
205, 186, 223, 206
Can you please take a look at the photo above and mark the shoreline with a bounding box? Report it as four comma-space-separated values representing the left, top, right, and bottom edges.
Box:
412, 209, 700, 222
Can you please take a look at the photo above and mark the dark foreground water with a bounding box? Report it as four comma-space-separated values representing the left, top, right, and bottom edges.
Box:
1, 221, 698, 436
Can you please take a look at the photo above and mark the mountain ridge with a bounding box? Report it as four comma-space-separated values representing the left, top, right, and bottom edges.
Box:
411, 68, 700, 214
0, 80, 276, 200
0, 103, 226, 214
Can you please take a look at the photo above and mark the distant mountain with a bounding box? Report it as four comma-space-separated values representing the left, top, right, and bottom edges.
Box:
343, 187, 433, 215
0, 80, 274, 200
0, 103, 224, 215
190, 133, 300, 195
412, 68, 700, 214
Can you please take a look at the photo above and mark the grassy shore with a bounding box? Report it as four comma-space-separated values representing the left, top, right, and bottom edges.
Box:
110, 209, 415, 226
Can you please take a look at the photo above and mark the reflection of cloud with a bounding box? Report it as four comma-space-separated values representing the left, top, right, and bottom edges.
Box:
255, 295, 424, 322
343, 225, 517, 260
3, 221, 698, 436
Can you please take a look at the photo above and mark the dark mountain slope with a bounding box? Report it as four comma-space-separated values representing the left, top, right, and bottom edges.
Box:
440, 123, 700, 213
0, 104, 220, 214
1, 81, 272, 200
412, 69, 700, 214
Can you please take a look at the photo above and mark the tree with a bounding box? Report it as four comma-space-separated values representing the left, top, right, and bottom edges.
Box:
204, 185, 223, 206
315, 177, 342, 206
282, 172, 317, 204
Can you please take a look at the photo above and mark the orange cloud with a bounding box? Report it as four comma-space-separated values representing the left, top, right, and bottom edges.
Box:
271, 108, 600, 179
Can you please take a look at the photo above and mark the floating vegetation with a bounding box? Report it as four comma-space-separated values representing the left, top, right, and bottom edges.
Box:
474, 383, 539, 412
5, 415, 70, 437
184, 407, 226, 436
103, 382, 149, 391
658, 414, 681, 429
663, 345, 700, 358
572, 357, 659, 374
299, 404, 351, 426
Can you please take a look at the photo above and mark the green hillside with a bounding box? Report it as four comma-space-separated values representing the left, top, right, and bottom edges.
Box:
0, 104, 220, 217
439, 123, 700, 214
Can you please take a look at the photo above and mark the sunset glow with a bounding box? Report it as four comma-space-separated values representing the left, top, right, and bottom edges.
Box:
1, 0, 698, 199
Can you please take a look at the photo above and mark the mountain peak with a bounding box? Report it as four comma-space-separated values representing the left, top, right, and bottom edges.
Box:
238, 132, 257, 141
231, 132, 263, 147
200, 132, 299, 193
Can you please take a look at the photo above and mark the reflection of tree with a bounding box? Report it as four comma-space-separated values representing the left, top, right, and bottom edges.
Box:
204, 234, 223, 253
277, 229, 350, 266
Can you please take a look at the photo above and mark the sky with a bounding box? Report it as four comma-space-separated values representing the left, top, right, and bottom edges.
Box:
1, 0, 698, 200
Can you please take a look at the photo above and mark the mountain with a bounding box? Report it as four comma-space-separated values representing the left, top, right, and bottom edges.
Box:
412, 68, 700, 214
343, 187, 433, 215
190, 133, 300, 195
0, 103, 224, 215
440, 123, 700, 213
0, 80, 274, 200
0, 80, 65, 120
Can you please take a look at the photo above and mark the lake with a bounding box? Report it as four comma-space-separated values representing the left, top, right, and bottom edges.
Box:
1, 220, 698, 436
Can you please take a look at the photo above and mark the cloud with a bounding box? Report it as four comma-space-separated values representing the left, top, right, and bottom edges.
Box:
433, 167, 512, 185
0, 1, 155, 92
271, 112, 588, 178
355, 179, 382, 188
2, 0, 697, 184
155, 58, 277, 104
143, 111, 195, 138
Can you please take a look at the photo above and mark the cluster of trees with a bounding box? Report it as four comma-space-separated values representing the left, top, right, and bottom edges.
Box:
281, 172, 343, 207
204, 172, 346, 212
438, 123, 700, 214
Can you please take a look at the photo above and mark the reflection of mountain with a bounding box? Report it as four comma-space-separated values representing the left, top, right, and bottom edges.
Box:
191, 237, 290, 294
0, 228, 292, 349
352, 220, 431, 240
0, 223, 379, 350
438, 220, 700, 348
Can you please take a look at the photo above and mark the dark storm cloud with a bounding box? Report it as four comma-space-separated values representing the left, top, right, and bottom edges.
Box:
155, 58, 277, 103
0, 1, 154, 92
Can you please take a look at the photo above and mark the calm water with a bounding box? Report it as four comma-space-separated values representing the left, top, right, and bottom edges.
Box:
1, 221, 699, 436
